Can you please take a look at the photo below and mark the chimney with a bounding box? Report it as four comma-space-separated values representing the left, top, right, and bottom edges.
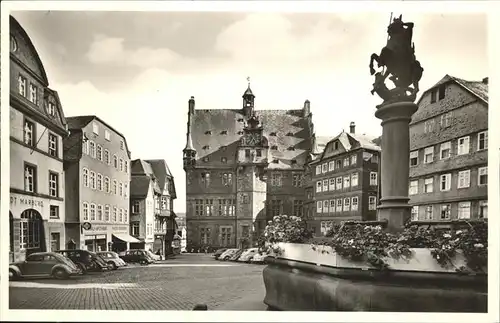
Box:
189, 96, 195, 114
349, 122, 355, 134
482, 77, 488, 85
303, 100, 310, 117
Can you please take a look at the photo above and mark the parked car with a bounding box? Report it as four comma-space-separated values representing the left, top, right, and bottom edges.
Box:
9, 252, 80, 280
213, 248, 228, 259
96, 251, 128, 270
55, 249, 109, 273
250, 252, 269, 264
145, 250, 161, 262
119, 249, 155, 265
218, 248, 239, 261
238, 248, 259, 262
229, 249, 245, 261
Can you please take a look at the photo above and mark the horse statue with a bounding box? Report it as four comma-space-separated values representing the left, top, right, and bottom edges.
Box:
369, 14, 424, 105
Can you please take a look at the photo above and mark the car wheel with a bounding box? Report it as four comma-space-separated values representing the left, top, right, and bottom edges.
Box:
223, 256, 229, 261
9, 269, 18, 281
76, 263, 87, 274
140, 260, 147, 265
108, 261, 117, 270
53, 268, 69, 280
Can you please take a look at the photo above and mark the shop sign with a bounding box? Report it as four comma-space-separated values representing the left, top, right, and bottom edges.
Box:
10, 196, 44, 208
82, 222, 92, 230
111, 225, 129, 233
84, 234, 106, 240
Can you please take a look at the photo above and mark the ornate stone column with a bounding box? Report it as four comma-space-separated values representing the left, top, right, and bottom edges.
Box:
375, 102, 418, 232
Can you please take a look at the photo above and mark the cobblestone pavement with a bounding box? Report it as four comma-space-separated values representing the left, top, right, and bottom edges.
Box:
9, 254, 266, 310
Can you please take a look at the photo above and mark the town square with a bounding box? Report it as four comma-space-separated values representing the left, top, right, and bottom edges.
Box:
2, 1, 495, 321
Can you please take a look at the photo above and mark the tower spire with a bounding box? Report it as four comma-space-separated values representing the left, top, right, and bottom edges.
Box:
183, 96, 196, 169
242, 76, 255, 117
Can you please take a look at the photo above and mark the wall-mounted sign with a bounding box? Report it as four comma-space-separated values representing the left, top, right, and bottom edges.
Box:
82, 222, 92, 230
10, 196, 44, 208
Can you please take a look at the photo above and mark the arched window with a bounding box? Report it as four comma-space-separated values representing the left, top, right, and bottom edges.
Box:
89, 141, 96, 158
119, 208, 124, 222
113, 155, 118, 168
90, 171, 96, 189
90, 203, 96, 221
113, 206, 117, 222
97, 145, 103, 161
119, 158, 124, 172
20, 209, 42, 251
97, 173, 103, 191
82, 168, 89, 187
82, 202, 89, 221
104, 176, 110, 193
97, 205, 103, 221
104, 205, 110, 222
104, 149, 110, 164
119, 182, 123, 196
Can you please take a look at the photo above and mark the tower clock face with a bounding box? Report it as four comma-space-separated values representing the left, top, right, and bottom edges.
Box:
246, 133, 260, 146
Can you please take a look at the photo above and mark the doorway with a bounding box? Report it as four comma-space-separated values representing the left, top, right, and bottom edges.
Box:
50, 232, 61, 252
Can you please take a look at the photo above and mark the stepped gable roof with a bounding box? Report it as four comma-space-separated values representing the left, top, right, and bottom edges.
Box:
191, 108, 313, 169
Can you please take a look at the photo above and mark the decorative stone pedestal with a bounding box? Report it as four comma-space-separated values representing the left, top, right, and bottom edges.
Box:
374, 101, 418, 232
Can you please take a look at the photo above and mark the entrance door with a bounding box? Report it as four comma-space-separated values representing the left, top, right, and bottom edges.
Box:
50, 233, 61, 252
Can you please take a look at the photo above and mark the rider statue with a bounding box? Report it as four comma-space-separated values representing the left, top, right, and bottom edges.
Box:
370, 14, 424, 107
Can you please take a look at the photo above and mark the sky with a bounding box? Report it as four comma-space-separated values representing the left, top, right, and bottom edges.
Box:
11, 10, 488, 212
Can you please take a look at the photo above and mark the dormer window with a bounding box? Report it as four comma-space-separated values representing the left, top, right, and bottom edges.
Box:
221, 130, 227, 135
291, 160, 297, 164
237, 131, 244, 135
202, 157, 209, 162
238, 118, 244, 122
272, 159, 279, 164
221, 146, 227, 151
286, 132, 293, 136
271, 145, 278, 150
287, 147, 295, 151
203, 145, 210, 150
270, 132, 277, 136
334, 141, 339, 150
221, 157, 227, 163
205, 130, 212, 135
46, 102, 56, 117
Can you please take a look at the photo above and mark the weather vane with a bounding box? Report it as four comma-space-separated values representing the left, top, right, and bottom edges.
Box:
247, 76, 251, 86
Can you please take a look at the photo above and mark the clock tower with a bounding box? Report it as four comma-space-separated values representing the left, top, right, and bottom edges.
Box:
236, 112, 268, 247
242, 77, 255, 118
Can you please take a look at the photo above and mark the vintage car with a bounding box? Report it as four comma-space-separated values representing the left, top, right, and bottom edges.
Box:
96, 251, 128, 270
119, 249, 155, 265
238, 248, 259, 262
56, 249, 109, 273
9, 252, 80, 280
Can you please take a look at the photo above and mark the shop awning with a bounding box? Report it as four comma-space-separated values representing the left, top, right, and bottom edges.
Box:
112, 233, 141, 243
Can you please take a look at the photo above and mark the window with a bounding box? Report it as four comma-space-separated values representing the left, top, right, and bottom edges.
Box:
317, 201, 323, 213
256, 149, 262, 157
82, 168, 89, 187
336, 199, 342, 212
120, 140, 124, 150
271, 173, 282, 187
322, 163, 328, 173
440, 142, 451, 160
132, 201, 140, 214
82, 137, 89, 155
458, 202, 471, 219
430, 89, 437, 103
343, 198, 350, 212
195, 200, 203, 216
97, 145, 102, 161
316, 181, 322, 193
440, 112, 452, 128
49, 172, 59, 197
19, 210, 41, 250
124, 183, 128, 197
270, 200, 283, 217
18, 75, 27, 96
411, 206, 419, 221
131, 223, 140, 236
104, 176, 110, 193
119, 183, 123, 196
48, 133, 58, 157
161, 196, 168, 210
82, 202, 89, 221
89, 141, 96, 158
424, 177, 434, 193
221, 157, 227, 163
479, 200, 488, 219
328, 161, 335, 172
113, 207, 117, 222
315, 165, 321, 175
351, 154, 357, 165
478, 131, 488, 151
104, 205, 110, 222
371, 155, 379, 163
321, 221, 333, 236
336, 160, 342, 169
329, 200, 335, 213
205, 199, 214, 216
323, 179, 329, 192
119, 209, 124, 222
220, 227, 232, 247
201, 172, 211, 187
323, 200, 329, 213
351, 173, 358, 187
92, 122, 99, 135
97, 173, 103, 191
457, 136, 470, 155
424, 119, 436, 133
292, 174, 303, 187
370, 172, 378, 186
369, 196, 377, 210
336, 177, 342, 190
343, 176, 350, 188
424, 147, 434, 163
410, 151, 418, 166
23, 119, 35, 146
245, 149, 251, 158
104, 130, 111, 141
343, 158, 350, 167
113, 180, 117, 194
293, 200, 303, 217
24, 164, 37, 193
90, 204, 96, 221
50, 205, 59, 219
425, 205, 433, 220
90, 171, 96, 190
29, 84, 38, 104
440, 204, 451, 220
457, 170, 470, 188
478, 167, 488, 186
440, 174, 451, 191
119, 158, 124, 172
222, 173, 233, 186
329, 178, 335, 191
351, 197, 359, 211
409, 180, 418, 195
97, 205, 103, 221
113, 155, 118, 168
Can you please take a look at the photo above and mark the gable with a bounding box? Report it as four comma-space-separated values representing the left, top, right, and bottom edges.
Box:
10, 16, 49, 86
322, 138, 348, 159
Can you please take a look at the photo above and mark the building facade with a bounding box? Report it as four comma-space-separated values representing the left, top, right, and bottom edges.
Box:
307, 122, 381, 235
9, 16, 68, 262
183, 84, 316, 250
175, 212, 187, 252
408, 75, 488, 222
63, 116, 133, 252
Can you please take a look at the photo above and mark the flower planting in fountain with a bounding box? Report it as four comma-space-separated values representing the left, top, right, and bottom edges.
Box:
261, 215, 488, 274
